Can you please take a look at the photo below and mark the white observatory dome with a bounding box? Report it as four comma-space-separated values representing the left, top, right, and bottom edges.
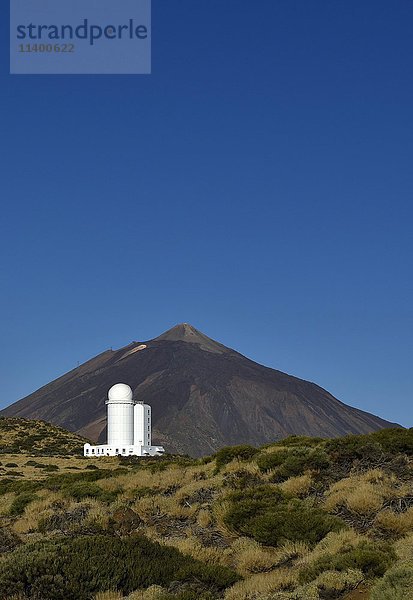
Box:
107, 383, 133, 404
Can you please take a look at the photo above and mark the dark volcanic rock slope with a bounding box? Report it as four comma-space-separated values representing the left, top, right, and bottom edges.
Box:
1, 324, 397, 456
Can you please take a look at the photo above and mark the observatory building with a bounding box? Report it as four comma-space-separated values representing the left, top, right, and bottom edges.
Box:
83, 383, 165, 457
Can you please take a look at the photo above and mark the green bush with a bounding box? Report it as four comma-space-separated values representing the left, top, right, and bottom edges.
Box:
325, 436, 383, 463
370, 428, 413, 455
41, 464, 59, 472
214, 445, 259, 470
370, 562, 413, 600
0, 479, 42, 497
223, 485, 344, 546
0, 535, 239, 599
268, 435, 324, 448
63, 481, 118, 503
0, 527, 21, 553
44, 468, 122, 490
250, 503, 342, 546
256, 450, 289, 472
223, 469, 263, 490
38, 505, 90, 534
299, 540, 396, 584
256, 447, 330, 480
9, 492, 38, 516
324, 428, 413, 468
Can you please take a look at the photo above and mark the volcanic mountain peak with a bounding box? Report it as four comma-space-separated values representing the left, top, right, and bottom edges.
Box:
1, 324, 398, 457
153, 323, 230, 354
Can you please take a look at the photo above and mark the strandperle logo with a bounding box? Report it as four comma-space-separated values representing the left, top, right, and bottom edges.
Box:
10, 0, 151, 74
16, 19, 148, 46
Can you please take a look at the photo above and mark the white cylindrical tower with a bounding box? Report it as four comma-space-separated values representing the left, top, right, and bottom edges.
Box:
106, 383, 134, 447
133, 402, 151, 447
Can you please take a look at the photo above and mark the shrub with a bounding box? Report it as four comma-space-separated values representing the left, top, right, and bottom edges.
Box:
256, 450, 289, 472
44, 469, 122, 491
325, 436, 383, 464
0, 479, 42, 497
285, 569, 364, 600
38, 505, 90, 534
370, 562, 413, 600
269, 435, 324, 448
110, 508, 142, 535
370, 428, 413, 455
64, 482, 118, 503
222, 469, 263, 490
0, 527, 21, 553
223, 485, 344, 547
257, 447, 330, 481
8, 492, 38, 516
0, 535, 239, 599
42, 470, 123, 503
214, 446, 259, 470
249, 502, 343, 547
299, 540, 396, 583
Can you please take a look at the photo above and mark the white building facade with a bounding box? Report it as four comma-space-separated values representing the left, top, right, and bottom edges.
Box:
84, 383, 165, 458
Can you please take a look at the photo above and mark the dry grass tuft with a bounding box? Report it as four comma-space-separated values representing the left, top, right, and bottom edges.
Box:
125, 587, 167, 600
272, 569, 364, 600
0, 492, 15, 516
224, 568, 298, 600
84, 499, 110, 530
375, 507, 413, 536
280, 474, 313, 497
394, 532, 413, 560
12, 491, 63, 534
213, 500, 235, 537
298, 529, 365, 567
223, 460, 262, 476
134, 492, 198, 520
197, 508, 213, 528
161, 535, 227, 565
231, 537, 278, 576
94, 592, 122, 600
325, 471, 396, 515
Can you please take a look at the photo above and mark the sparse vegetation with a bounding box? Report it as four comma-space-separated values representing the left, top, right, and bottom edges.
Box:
0, 417, 88, 455
1, 418, 413, 599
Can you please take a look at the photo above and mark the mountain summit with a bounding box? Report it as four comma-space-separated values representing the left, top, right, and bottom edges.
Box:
154, 323, 232, 354
1, 324, 397, 456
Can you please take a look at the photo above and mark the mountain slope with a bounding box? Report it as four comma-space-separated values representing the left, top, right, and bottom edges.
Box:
0, 324, 397, 456
0, 417, 88, 455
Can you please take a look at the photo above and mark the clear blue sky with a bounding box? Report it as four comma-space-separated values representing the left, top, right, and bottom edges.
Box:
1, 1, 412, 426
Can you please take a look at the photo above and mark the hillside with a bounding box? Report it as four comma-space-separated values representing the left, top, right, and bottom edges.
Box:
0, 324, 397, 457
1, 425, 413, 598
0, 417, 88, 456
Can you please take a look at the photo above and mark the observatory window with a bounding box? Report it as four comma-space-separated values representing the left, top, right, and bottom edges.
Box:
85, 449, 89, 454
91, 449, 95, 453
